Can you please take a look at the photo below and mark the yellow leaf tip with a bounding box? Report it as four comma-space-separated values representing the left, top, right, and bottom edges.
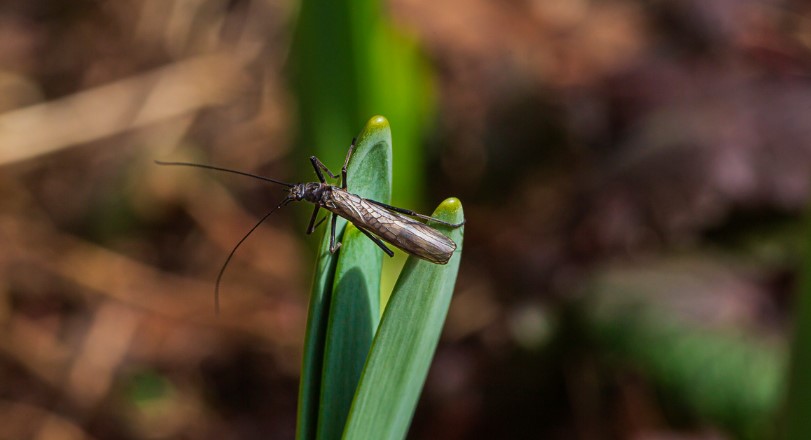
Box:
434, 198, 465, 224
367, 115, 389, 129
439, 197, 463, 212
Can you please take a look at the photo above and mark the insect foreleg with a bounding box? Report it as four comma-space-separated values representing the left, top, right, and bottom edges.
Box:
306, 205, 321, 234
341, 138, 356, 189
366, 199, 466, 227
310, 156, 338, 183
356, 225, 394, 257
329, 213, 342, 253
309, 137, 355, 188
311, 216, 327, 232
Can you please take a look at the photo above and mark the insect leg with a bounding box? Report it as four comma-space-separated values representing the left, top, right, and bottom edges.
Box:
341, 137, 356, 189
356, 225, 394, 257
329, 213, 342, 253
366, 199, 466, 227
312, 216, 327, 231
310, 156, 338, 183
306, 205, 321, 234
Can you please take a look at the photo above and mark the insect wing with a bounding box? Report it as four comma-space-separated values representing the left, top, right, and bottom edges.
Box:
328, 190, 456, 264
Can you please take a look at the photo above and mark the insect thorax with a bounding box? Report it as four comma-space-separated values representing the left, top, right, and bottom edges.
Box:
290, 182, 334, 205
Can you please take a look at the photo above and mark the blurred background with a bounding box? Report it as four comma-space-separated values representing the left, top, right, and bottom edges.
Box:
2, 0, 811, 439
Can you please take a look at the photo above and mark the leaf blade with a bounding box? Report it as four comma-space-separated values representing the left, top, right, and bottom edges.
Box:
296, 116, 392, 440
317, 225, 382, 439
342, 198, 465, 440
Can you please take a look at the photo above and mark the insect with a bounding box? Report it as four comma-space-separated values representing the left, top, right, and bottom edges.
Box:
157, 138, 464, 311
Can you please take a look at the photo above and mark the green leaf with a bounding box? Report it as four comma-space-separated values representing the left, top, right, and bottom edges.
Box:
297, 116, 392, 440
317, 224, 382, 439
342, 198, 465, 440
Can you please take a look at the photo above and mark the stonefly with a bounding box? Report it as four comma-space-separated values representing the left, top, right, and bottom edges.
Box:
156, 138, 464, 311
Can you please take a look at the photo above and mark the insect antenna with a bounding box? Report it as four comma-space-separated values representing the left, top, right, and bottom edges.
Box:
214, 197, 292, 314
155, 160, 294, 188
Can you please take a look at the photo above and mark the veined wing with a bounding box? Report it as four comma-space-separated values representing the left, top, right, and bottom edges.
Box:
327, 189, 456, 264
